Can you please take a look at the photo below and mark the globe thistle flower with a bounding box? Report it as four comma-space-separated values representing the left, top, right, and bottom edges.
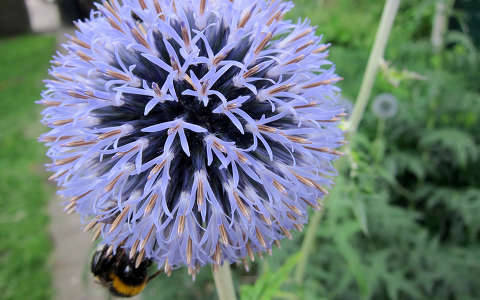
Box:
39, 0, 345, 276
372, 93, 398, 119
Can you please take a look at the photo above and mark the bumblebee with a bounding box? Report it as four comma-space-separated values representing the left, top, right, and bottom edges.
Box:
91, 246, 161, 297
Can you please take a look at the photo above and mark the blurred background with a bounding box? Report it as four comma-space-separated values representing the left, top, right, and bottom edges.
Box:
0, 0, 479, 299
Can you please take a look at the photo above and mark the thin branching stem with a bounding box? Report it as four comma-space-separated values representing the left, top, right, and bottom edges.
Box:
295, 0, 401, 284
348, 0, 401, 135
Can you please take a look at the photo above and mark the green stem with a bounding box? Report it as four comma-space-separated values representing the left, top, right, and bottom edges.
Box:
295, 0, 401, 284
431, 0, 455, 53
294, 206, 324, 283
213, 264, 237, 300
348, 0, 401, 135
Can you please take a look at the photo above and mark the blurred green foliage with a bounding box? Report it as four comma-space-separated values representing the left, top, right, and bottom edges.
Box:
144, 0, 480, 299
0, 35, 56, 300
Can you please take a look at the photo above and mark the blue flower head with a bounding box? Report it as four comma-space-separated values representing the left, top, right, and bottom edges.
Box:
40, 0, 345, 276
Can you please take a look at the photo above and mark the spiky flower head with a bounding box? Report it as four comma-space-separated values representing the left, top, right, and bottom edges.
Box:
40, 0, 344, 275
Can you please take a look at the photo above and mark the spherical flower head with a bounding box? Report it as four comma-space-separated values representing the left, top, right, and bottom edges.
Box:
39, 0, 345, 275
372, 93, 398, 119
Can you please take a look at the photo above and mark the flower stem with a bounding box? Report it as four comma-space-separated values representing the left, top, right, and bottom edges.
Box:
294, 205, 324, 283
348, 0, 401, 135
213, 264, 237, 300
295, 0, 401, 284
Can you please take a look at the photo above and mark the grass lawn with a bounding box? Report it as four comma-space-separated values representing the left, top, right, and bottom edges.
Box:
0, 34, 56, 300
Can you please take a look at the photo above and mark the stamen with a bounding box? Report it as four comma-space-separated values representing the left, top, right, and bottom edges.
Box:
183, 74, 194, 88
304, 146, 344, 156
181, 23, 190, 48
238, 5, 255, 28
282, 134, 312, 144
284, 54, 305, 65
255, 32, 273, 55
83, 218, 98, 232
292, 171, 315, 188
295, 40, 314, 53
302, 77, 343, 89
266, 9, 282, 26
313, 44, 330, 53
48, 169, 68, 181
62, 140, 96, 147
200, 0, 206, 15
91, 225, 102, 242
67, 90, 89, 99
243, 65, 260, 78
279, 226, 292, 239
53, 118, 74, 126
66, 206, 76, 215
164, 258, 172, 276
294, 101, 317, 109
287, 212, 296, 221
257, 124, 276, 133
177, 215, 185, 236
283, 200, 302, 216
53, 73, 72, 81
114, 145, 139, 158
42, 135, 73, 142
144, 194, 158, 215
246, 242, 254, 261
97, 129, 122, 140
71, 37, 90, 49
104, 173, 124, 194
103, 0, 121, 21
139, 225, 155, 251
129, 239, 140, 259
259, 213, 272, 226
269, 83, 293, 94
274, 240, 281, 249
301, 197, 321, 210
70, 190, 93, 202
106, 70, 131, 81
153, 0, 163, 17
138, 0, 147, 10
135, 248, 145, 268
293, 223, 304, 232
235, 150, 248, 164
41, 101, 61, 106
108, 205, 130, 233
106, 17, 124, 33
255, 227, 266, 248
152, 82, 162, 97
316, 117, 341, 123
214, 242, 221, 265
272, 180, 287, 194
219, 224, 229, 245
76, 50, 93, 62
65, 201, 77, 212
55, 155, 80, 166
212, 141, 227, 153
233, 191, 250, 220
213, 53, 226, 65
106, 245, 114, 256
196, 180, 204, 209
186, 237, 193, 264
131, 27, 150, 49
168, 123, 181, 135
290, 28, 313, 43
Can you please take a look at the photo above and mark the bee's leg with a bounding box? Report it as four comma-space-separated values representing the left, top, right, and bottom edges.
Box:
147, 270, 162, 282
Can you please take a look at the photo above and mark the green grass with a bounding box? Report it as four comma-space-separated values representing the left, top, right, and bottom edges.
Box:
0, 34, 56, 300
